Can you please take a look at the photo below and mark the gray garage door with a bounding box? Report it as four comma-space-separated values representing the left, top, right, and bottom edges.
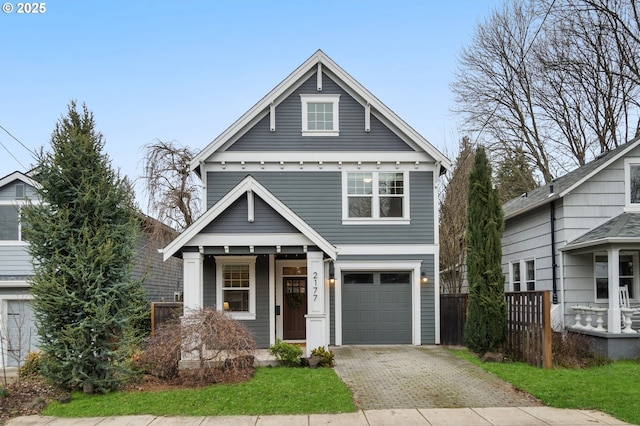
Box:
342, 271, 412, 344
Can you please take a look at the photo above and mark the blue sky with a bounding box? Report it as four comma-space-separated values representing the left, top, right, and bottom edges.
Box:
0, 0, 501, 197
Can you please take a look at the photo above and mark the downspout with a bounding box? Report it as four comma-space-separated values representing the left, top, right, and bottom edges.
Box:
550, 184, 558, 304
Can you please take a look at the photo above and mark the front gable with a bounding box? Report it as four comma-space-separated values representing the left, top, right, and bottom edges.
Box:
0, 171, 38, 201
224, 71, 415, 153
192, 50, 450, 175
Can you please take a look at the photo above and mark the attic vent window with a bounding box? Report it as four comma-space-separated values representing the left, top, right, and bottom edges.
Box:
15, 183, 25, 199
300, 94, 340, 136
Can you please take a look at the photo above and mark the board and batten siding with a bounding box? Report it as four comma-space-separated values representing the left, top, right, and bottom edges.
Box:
206, 171, 434, 245
420, 254, 436, 344
226, 72, 413, 152
202, 194, 299, 234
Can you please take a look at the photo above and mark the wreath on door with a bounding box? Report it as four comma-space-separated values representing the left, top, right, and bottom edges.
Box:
287, 292, 305, 308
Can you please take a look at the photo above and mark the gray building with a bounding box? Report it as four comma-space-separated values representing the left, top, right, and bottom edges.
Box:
162, 50, 451, 357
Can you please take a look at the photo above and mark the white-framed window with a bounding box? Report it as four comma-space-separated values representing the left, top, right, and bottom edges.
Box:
510, 259, 535, 291
0, 204, 21, 241
624, 158, 640, 210
300, 94, 340, 136
511, 262, 521, 291
342, 171, 409, 224
215, 256, 256, 320
525, 259, 535, 290
594, 252, 637, 301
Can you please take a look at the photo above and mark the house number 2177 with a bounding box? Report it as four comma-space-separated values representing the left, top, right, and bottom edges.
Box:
313, 272, 318, 301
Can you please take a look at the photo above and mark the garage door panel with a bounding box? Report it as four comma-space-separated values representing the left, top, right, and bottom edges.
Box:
343, 272, 412, 345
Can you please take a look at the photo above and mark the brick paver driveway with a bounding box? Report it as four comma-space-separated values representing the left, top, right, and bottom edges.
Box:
332, 345, 542, 410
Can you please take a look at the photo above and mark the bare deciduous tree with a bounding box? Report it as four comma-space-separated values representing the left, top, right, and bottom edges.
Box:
439, 137, 475, 294
453, 0, 640, 183
141, 139, 202, 232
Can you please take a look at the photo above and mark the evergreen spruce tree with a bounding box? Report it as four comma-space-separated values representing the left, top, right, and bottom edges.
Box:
463, 146, 507, 354
22, 102, 147, 392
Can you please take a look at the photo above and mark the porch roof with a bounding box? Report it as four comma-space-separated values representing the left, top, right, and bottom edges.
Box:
161, 175, 337, 261
561, 212, 640, 252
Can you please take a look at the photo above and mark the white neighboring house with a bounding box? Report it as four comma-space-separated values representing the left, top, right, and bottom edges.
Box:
502, 137, 640, 359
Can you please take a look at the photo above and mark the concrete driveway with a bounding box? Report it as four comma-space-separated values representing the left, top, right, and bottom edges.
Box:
332, 345, 541, 410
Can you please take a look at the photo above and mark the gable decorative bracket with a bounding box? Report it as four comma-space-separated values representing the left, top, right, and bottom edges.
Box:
317, 62, 322, 91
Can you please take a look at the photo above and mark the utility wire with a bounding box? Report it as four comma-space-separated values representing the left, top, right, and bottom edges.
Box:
0, 139, 27, 170
0, 124, 36, 156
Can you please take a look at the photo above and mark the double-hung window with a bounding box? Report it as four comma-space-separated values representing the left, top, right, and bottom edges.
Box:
595, 252, 636, 301
343, 171, 409, 223
300, 94, 340, 136
215, 256, 256, 320
511, 259, 535, 291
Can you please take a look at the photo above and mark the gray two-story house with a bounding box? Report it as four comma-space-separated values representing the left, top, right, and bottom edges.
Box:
162, 50, 450, 356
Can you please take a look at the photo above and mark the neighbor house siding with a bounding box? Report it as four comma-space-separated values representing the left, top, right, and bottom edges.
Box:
0, 246, 32, 278
226, 72, 413, 152
206, 171, 434, 245
131, 231, 183, 302
0, 182, 37, 200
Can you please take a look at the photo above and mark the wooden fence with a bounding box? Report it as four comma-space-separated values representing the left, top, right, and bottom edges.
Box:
151, 302, 183, 336
440, 291, 552, 368
440, 294, 468, 346
505, 291, 552, 368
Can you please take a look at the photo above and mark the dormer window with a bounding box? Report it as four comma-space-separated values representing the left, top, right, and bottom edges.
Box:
300, 94, 340, 136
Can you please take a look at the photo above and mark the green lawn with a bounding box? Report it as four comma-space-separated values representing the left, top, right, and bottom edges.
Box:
43, 367, 356, 417
449, 349, 640, 424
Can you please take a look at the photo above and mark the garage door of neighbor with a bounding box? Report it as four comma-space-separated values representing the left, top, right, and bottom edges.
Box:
342, 271, 412, 344
6, 300, 39, 367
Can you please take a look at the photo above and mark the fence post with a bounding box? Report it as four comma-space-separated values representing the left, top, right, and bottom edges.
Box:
543, 291, 552, 368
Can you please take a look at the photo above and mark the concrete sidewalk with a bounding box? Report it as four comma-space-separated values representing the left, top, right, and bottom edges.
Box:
6, 407, 632, 425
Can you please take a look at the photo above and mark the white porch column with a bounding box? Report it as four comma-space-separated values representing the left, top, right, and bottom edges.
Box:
607, 248, 621, 333
182, 251, 204, 314
305, 251, 327, 356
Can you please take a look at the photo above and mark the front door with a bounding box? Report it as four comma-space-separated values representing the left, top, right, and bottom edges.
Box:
283, 277, 307, 340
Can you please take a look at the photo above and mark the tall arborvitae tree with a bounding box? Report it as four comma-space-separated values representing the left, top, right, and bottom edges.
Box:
22, 102, 147, 393
463, 146, 507, 354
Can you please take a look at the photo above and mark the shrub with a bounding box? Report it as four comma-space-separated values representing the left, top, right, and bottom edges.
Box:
310, 346, 335, 367
269, 339, 302, 367
19, 351, 43, 379
552, 331, 608, 368
139, 308, 256, 385
0, 387, 7, 398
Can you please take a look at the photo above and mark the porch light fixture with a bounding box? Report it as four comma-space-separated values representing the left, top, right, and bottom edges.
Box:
421, 272, 428, 284
329, 273, 335, 285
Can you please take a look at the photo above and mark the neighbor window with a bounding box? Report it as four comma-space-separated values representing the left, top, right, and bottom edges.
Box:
216, 256, 256, 319
0, 205, 20, 241
624, 159, 640, 209
595, 252, 636, 300
512, 262, 521, 291
343, 171, 408, 222
300, 94, 340, 136
525, 260, 536, 291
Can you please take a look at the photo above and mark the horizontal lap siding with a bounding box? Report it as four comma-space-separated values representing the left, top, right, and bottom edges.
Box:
0, 246, 32, 277
207, 171, 433, 245
228, 73, 413, 152
0, 181, 37, 200
420, 254, 436, 344
202, 254, 270, 348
